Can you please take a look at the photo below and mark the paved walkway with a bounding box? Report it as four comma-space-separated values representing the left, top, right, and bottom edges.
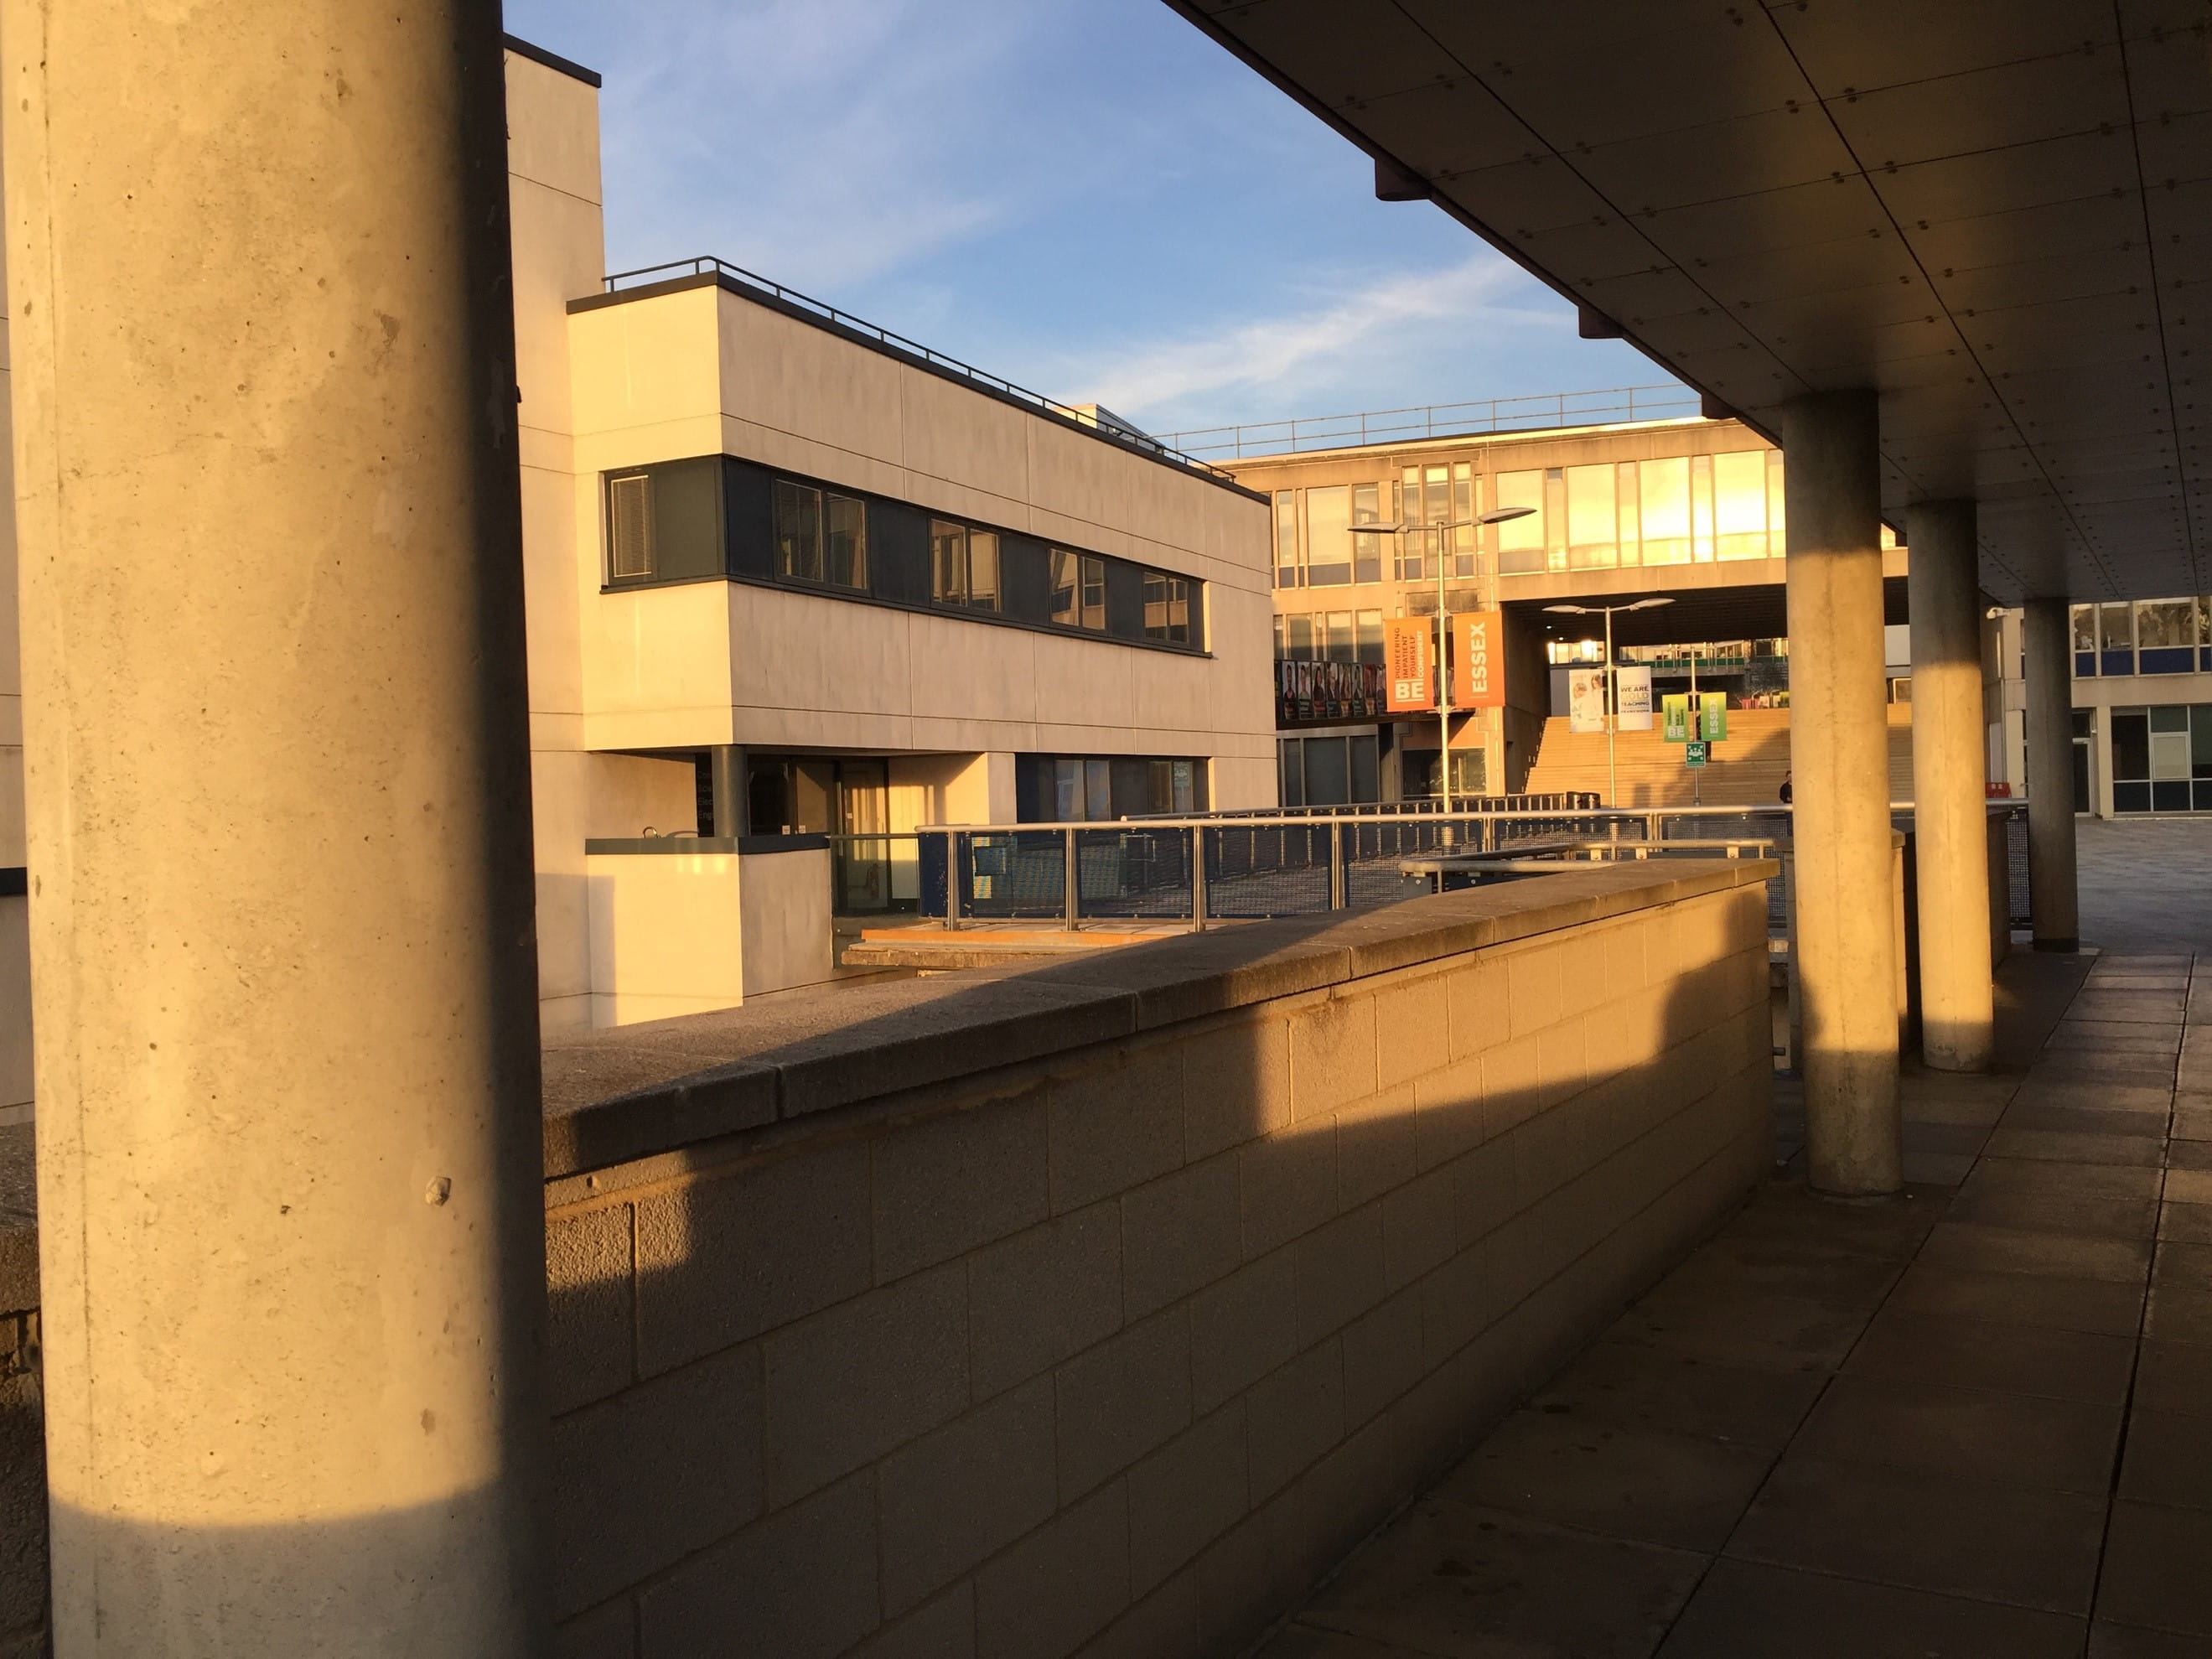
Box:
1254, 946, 2212, 1657
2077, 817, 2212, 957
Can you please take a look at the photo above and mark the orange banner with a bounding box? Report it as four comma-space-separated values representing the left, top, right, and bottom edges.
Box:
1383, 615, 1434, 712
1452, 609, 1505, 708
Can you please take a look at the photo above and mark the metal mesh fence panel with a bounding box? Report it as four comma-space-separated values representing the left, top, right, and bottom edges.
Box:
1205, 823, 1331, 917
1074, 827, 1195, 919
961, 831, 1068, 920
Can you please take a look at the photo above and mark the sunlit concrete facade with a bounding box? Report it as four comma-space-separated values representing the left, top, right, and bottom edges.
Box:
505, 45, 1275, 1029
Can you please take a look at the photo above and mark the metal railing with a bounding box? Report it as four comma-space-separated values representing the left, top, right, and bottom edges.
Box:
1148, 386, 1702, 461
600, 256, 1237, 482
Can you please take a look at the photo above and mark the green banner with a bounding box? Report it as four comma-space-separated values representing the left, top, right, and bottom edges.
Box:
1661, 693, 1691, 743
1699, 692, 1728, 742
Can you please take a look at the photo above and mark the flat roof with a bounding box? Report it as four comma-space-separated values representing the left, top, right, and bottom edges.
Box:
569, 262, 1267, 503
501, 34, 601, 89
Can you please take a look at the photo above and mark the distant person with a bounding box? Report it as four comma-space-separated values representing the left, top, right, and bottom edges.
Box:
1779, 771, 1793, 805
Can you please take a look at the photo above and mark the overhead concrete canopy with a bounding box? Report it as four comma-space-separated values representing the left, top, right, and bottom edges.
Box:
1168, 1, 2212, 604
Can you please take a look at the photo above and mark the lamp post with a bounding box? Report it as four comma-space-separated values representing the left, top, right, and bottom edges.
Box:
1541, 597, 1675, 807
1364, 505, 1535, 810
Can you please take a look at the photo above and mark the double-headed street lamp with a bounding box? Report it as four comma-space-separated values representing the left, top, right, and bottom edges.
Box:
1541, 597, 1674, 807
1364, 505, 1535, 810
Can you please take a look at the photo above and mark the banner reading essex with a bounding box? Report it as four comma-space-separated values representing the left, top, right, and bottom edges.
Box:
1383, 615, 1434, 712
1451, 609, 1506, 708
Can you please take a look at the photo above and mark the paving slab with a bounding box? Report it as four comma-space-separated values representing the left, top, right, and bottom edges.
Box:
1982, 1128, 2166, 1168
1437, 1410, 1774, 1552
1886, 1260, 2147, 1337
1790, 1372, 2121, 1495
1609, 1278, 1870, 1372
1523, 1338, 1827, 1454
2132, 1340, 2212, 1419
2144, 1283, 2212, 1345
1842, 1305, 2136, 1406
1914, 1221, 2153, 1285
1657, 1557, 2085, 1659
2095, 1500, 2212, 1637
1295, 1497, 1707, 1659
2159, 1200, 2212, 1242
2088, 1622, 2212, 1658
2117, 1408, 2212, 1511
1723, 1453, 2106, 1614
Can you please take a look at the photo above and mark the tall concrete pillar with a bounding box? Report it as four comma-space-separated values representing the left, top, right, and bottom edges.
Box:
1779, 391, 1901, 1195
1905, 500, 1994, 1071
7, 3, 547, 1653
2023, 599, 2081, 950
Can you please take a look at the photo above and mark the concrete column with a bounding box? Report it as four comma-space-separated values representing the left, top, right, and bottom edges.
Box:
1779, 391, 1901, 1196
2023, 599, 2081, 949
711, 744, 745, 837
1904, 500, 1994, 1071
7, 4, 546, 1654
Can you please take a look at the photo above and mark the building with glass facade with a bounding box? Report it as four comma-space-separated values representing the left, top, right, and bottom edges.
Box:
2070, 599, 2212, 815
1230, 417, 1929, 808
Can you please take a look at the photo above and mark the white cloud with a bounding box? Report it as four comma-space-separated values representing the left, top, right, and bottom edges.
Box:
1059, 255, 1574, 432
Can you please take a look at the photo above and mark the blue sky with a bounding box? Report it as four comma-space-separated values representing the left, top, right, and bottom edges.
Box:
504, 0, 1673, 443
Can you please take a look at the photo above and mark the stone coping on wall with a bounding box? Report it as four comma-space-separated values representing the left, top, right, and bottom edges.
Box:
541, 858, 1779, 1183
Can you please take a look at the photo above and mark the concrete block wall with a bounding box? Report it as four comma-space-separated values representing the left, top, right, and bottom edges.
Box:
541, 877, 1774, 1659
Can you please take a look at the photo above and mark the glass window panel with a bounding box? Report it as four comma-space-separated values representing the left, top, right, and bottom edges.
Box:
1713, 450, 1769, 559
1324, 610, 1355, 664
2071, 605, 2097, 652
2138, 599, 2198, 649
1450, 464, 1477, 577
824, 492, 866, 588
2152, 730, 2192, 780
1304, 737, 1350, 807
1304, 485, 1352, 585
1050, 548, 1079, 625
1640, 456, 1691, 564
1274, 490, 1299, 588
1565, 464, 1617, 568
1351, 483, 1382, 583
2153, 780, 2192, 811
966, 531, 999, 611
1495, 470, 1545, 572
774, 480, 823, 583
1691, 453, 1715, 561
2152, 703, 2189, 733
1615, 461, 1640, 566
1287, 613, 1313, 660
2114, 781, 2152, 813
2111, 709, 2151, 780
1144, 573, 1190, 644
1423, 466, 1450, 531
1278, 740, 1304, 808
2101, 603, 2135, 651
1080, 555, 1106, 630
609, 472, 655, 579
1544, 468, 1567, 570
2192, 705, 2212, 778
1083, 758, 1113, 822
1054, 758, 1083, 822
930, 520, 966, 604
1355, 609, 1383, 667
1350, 735, 1380, 803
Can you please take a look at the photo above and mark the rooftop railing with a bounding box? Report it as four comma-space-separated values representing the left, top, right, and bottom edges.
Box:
1148, 385, 1703, 461
599, 256, 1240, 481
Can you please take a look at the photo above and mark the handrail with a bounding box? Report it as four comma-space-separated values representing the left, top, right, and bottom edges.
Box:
599, 256, 1236, 481
1147, 385, 1702, 461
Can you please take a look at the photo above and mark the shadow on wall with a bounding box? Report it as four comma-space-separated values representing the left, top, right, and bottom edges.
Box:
533, 874, 1774, 1659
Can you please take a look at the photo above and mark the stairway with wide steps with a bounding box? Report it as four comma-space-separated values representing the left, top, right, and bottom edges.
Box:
1518, 703, 1914, 807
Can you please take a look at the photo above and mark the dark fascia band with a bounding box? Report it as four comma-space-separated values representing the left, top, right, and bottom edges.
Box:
502, 34, 603, 89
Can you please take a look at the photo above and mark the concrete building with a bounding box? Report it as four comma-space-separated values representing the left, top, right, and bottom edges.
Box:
508, 44, 1277, 1027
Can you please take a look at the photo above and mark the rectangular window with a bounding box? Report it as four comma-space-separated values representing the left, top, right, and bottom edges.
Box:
1640, 456, 1691, 565
1324, 609, 1355, 664
966, 531, 1000, 611
1565, 464, 1617, 568
1352, 483, 1383, 583
1495, 469, 1545, 573
1450, 464, 1477, 578
1287, 614, 1313, 661
1355, 609, 1383, 667
1143, 571, 1191, 644
930, 519, 967, 604
1713, 450, 1769, 559
1543, 468, 1567, 571
608, 472, 655, 579
1049, 548, 1080, 625
2137, 599, 2199, 674
1274, 490, 1299, 588
1278, 739, 1305, 809
2101, 602, 2136, 677
774, 480, 824, 583
1305, 485, 1353, 586
1080, 555, 1106, 630
823, 491, 867, 588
